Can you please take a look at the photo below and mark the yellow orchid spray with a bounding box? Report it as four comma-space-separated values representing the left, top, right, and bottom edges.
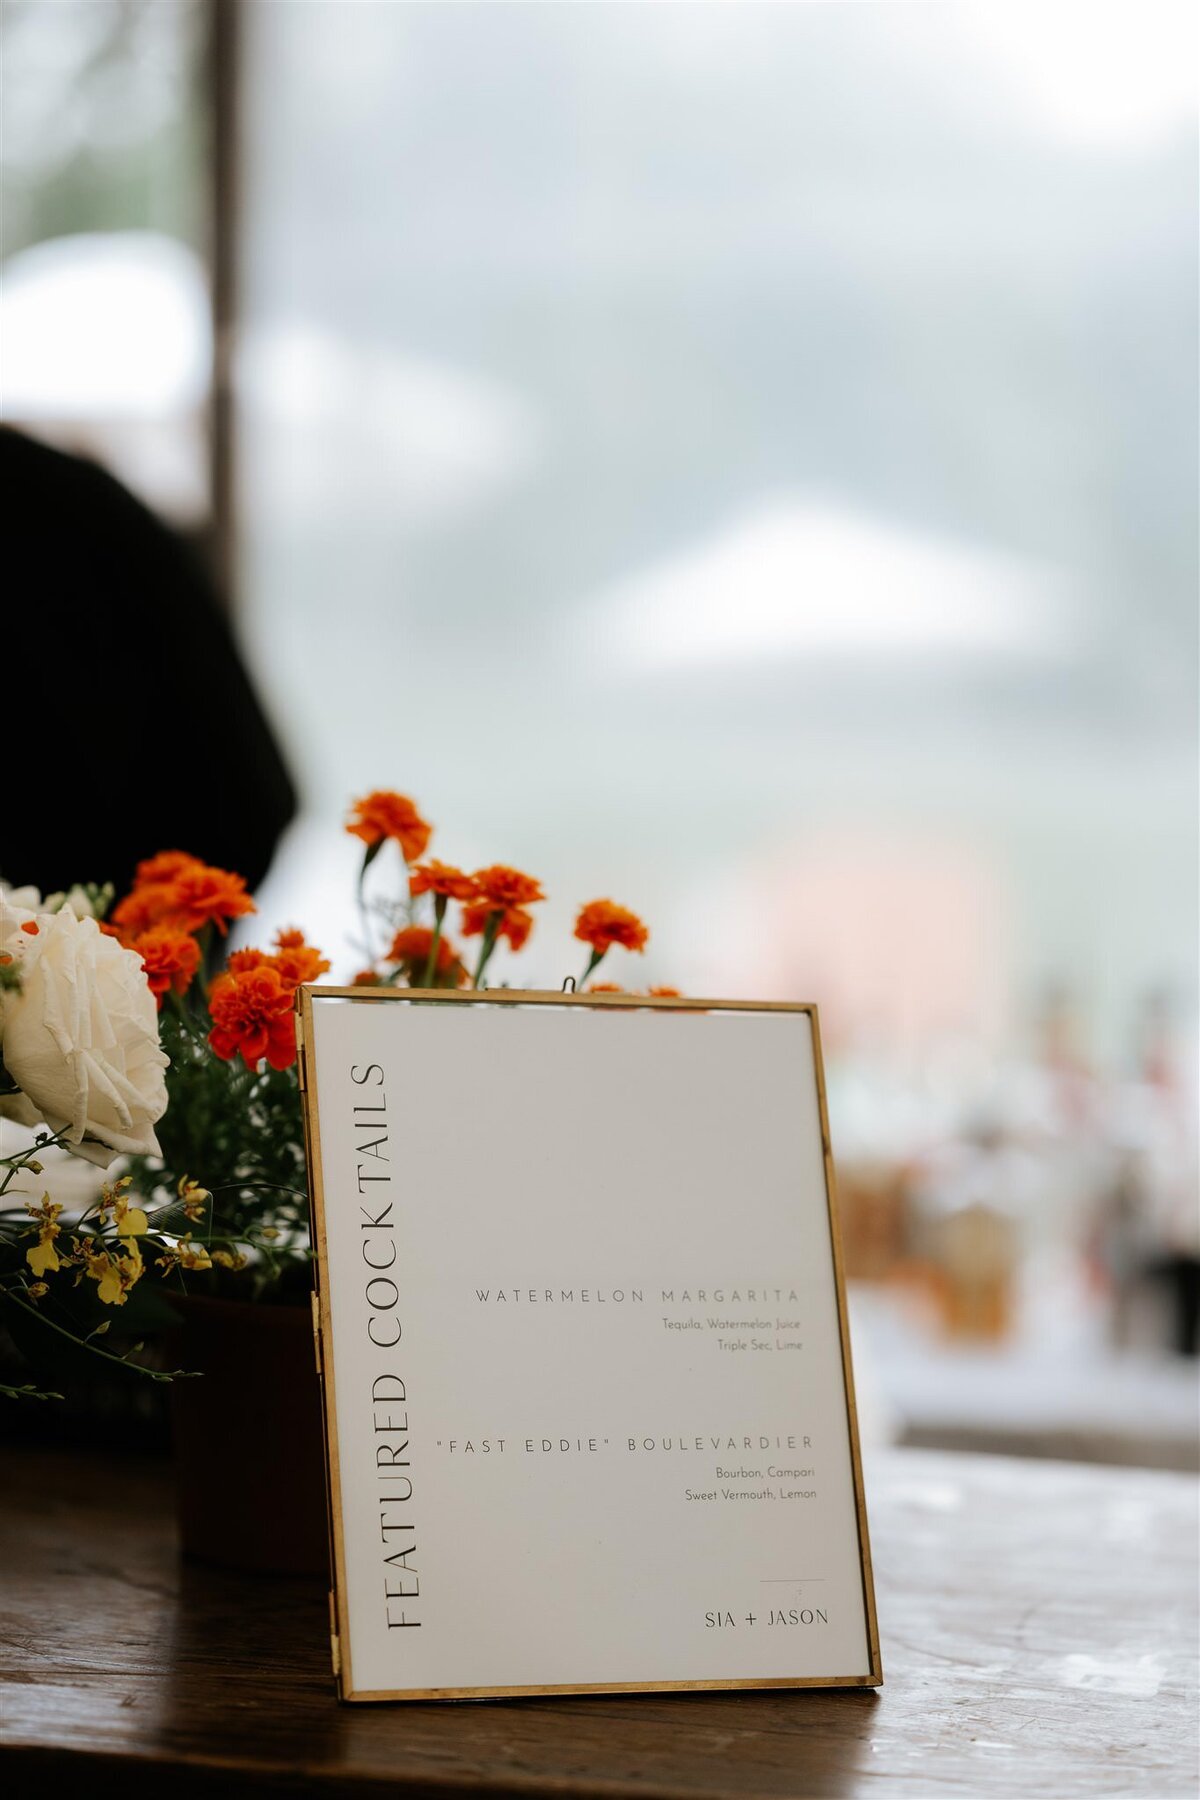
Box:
24, 1195, 64, 1278
80, 1235, 145, 1307
177, 1176, 210, 1224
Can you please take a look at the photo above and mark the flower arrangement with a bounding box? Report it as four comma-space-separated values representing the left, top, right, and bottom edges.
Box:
0, 790, 667, 1400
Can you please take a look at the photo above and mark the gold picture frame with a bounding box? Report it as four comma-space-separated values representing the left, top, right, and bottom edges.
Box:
297, 985, 882, 1702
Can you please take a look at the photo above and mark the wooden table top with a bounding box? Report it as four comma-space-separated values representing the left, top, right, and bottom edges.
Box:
2, 1443, 1196, 1798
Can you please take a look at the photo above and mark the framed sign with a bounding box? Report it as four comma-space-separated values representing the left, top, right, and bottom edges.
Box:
298, 988, 881, 1702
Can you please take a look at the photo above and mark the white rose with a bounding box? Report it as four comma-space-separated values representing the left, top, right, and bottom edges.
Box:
0, 882, 42, 911
0, 906, 169, 1167
0, 889, 39, 965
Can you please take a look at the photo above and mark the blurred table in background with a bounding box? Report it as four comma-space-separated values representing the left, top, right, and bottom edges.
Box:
851, 1287, 1200, 1473
3, 1443, 1196, 1798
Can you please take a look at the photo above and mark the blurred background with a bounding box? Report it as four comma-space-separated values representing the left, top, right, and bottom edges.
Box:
3, 0, 1197, 1466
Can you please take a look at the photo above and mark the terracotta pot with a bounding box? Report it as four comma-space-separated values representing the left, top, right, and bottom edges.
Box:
170, 1294, 328, 1576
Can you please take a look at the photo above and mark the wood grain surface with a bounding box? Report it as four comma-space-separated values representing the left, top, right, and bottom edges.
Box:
1, 1444, 1196, 1798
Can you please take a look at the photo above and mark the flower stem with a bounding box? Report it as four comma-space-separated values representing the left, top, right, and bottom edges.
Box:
423, 896, 446, 987
357, 856, 376, 965
579, 947, 604, 989
197, 921, 217, 985
0, 1129, 71, 1200
0, 1288, 187, 1383
472, 911, 502, 988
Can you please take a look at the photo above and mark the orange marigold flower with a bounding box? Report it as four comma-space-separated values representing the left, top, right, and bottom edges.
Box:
227, 938, 330, 990
134, 850, 202, 889
346, 790, 432, 862
587, 982, 625, 994
574, 899, 649, 955
208, 965, 297, 1071
409, 860, 477, 901
387, 925, 465, 982
472, 865, 545, 909
460, 900, 534, 951
163, 863, 255, 936
647, 985, 682, 998
460, 866, 543, 959
352, 968, 380, 987
256, 928, 333, 984
272, 941, 332, 988
227, 948, 270, 975
110, 885, 172, 941
135, 927, 201, 1007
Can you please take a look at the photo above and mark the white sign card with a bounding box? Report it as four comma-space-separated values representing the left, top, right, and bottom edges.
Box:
298, 989, 881, 1702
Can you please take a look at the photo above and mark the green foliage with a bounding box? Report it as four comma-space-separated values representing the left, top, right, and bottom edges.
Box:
125, 1004, 312, 1304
